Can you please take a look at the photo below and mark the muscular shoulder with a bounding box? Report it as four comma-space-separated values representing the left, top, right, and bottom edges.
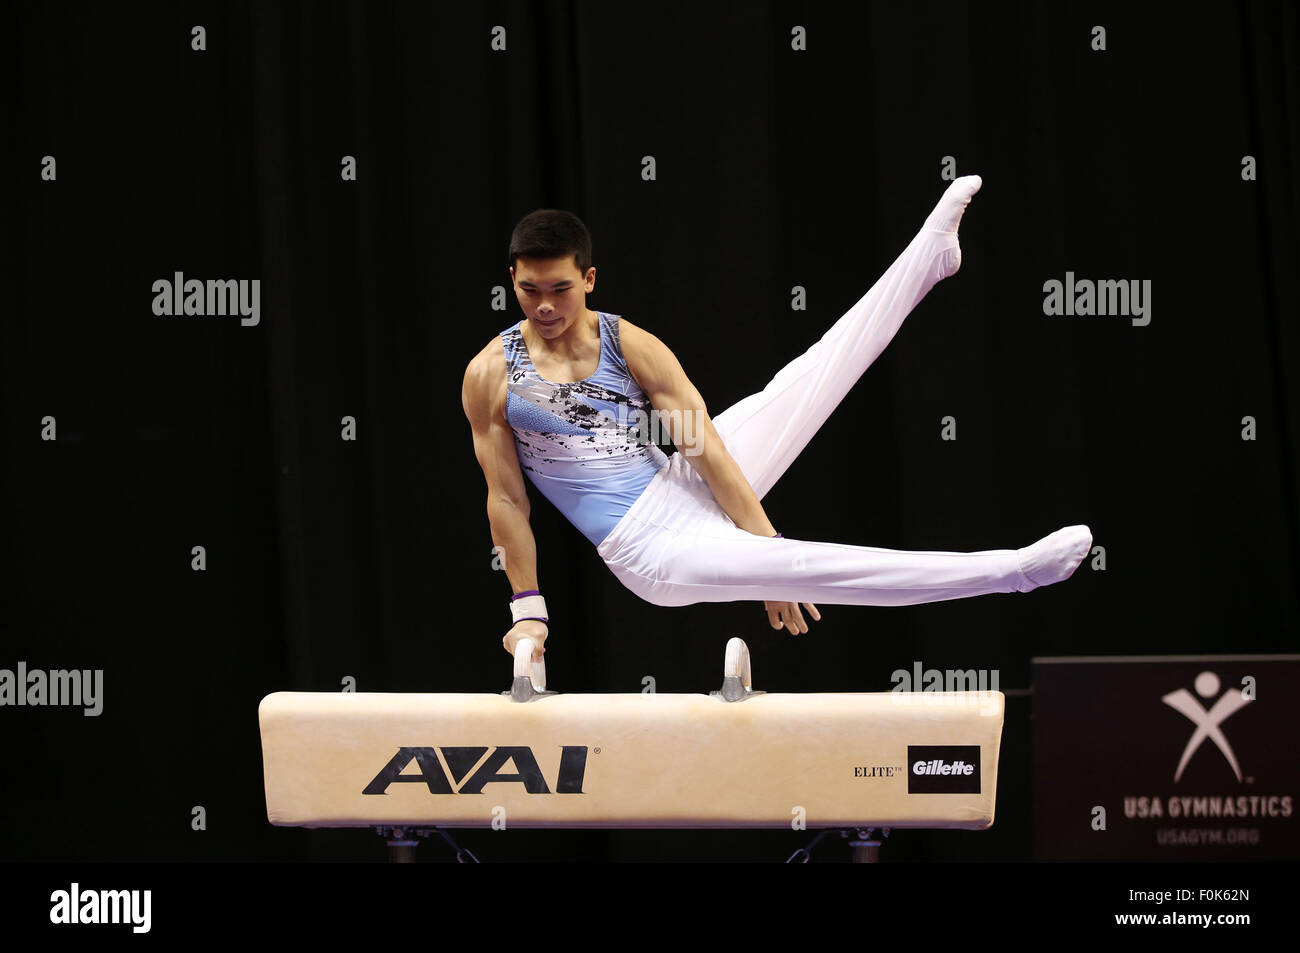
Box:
616, 317, 663, 391
462, 335, 509, 425
618, 316, 693, 396
617, 316, 706, 416
617, 315, 649, 344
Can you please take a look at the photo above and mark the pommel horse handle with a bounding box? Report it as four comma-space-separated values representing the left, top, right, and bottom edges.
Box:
505, 637, 557, 703
715, 637, 763, 702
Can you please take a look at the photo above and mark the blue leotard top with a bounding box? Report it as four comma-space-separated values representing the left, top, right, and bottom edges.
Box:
499, 311, 669, 546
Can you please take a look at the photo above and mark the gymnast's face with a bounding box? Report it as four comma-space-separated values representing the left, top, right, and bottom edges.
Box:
510, 255, 597, 338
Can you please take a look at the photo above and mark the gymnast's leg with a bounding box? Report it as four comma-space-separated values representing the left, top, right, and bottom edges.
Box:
613, 514, 1092, 609
598, 175, 1091, 609
711, 176, 982, 500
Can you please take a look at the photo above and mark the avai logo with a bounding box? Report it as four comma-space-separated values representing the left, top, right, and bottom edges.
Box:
362, 746, 588, 795
1161, 671, 1253, 782
906, 745, 981, 794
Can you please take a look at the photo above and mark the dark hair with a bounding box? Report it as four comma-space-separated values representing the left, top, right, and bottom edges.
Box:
508, 209, 593, 274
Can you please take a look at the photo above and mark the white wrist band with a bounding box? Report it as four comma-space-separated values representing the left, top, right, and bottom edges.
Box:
510, 594, 548, 625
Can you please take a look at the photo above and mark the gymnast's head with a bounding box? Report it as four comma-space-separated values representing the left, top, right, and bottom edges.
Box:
508, 209, 597, 338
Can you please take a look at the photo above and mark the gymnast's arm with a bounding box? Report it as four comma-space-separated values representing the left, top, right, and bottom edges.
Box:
618, 320, 778, 538
461, 349, 548, 658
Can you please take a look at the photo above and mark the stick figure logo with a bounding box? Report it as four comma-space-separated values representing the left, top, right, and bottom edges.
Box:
1161, 671, 1252, 783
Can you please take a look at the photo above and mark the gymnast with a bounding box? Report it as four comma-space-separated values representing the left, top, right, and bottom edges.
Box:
461, 176, 1092, 662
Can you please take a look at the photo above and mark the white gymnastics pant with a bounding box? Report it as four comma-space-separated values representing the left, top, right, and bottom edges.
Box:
596, 222, 1031, 608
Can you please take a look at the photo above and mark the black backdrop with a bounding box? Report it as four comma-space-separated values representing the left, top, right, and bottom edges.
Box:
3, 0, 1297, 863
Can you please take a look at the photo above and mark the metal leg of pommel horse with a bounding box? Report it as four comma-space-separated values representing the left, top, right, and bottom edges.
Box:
375, 826, 480, 863
845, 827, 891, 863
378, 826, 426, 862
786, 827, 894, 863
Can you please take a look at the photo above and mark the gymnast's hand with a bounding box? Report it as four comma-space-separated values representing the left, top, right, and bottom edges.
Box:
503, 619, 548, 661
764, 601, 821, 635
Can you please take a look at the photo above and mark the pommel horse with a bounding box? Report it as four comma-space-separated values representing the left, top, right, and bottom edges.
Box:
258, 638, 1005, 862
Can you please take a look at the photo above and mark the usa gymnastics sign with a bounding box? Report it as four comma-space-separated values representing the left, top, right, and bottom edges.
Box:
1032, 655, 1300, 860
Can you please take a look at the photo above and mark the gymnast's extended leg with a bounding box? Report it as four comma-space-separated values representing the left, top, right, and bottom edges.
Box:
710, 175, 982, 499
604, 507, 1091, 609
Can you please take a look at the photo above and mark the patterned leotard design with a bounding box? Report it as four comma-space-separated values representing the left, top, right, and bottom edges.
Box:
499, 311, 669, 546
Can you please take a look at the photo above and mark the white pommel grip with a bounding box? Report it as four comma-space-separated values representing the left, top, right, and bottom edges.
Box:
723, 637, 752, 692
513, 638, 547, 692
714, 637, 762, 702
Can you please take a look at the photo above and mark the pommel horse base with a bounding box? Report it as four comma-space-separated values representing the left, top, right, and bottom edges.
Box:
259, 638, 1005, 862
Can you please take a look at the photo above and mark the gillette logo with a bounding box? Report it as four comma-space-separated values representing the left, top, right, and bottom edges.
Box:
913, 759, 975, 777
907, 745, 981, 794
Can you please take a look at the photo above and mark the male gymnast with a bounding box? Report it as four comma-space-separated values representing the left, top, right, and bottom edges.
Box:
462, 176, 1092, 663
